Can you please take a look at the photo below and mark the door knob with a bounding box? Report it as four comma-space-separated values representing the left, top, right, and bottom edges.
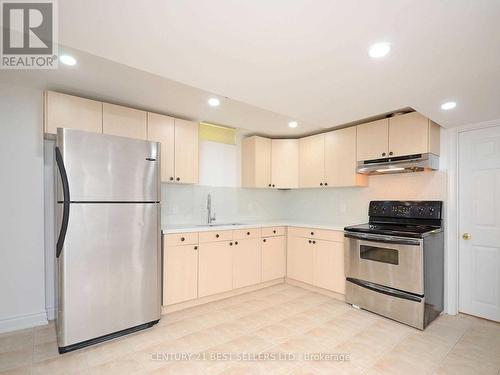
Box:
462, 233, 471, 240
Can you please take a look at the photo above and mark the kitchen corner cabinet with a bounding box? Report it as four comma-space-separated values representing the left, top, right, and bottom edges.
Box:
103, 103, 147, 140
299, 134, 325, 188
241, 136, 272, 188
261, 235, 286, 282
271, 139, 299, 188
198, 241, 233, 297
163, 243, 198, 305
232, 238, 262, 289
44, 91, 102, 134
357, 112, 440, 161
324, 127, 367, 187
147, 114, 199, 184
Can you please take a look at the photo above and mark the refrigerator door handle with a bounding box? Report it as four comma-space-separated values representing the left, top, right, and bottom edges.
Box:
56, 147, 70, 258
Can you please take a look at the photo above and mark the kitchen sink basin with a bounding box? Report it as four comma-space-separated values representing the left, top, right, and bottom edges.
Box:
196, 223, 244, 227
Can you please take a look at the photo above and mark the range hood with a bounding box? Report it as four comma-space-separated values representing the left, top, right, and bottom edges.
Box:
356, 153, 439, 175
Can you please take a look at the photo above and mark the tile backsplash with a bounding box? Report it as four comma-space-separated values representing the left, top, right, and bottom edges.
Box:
161, 171, 447, 228
161, 184, 286, 226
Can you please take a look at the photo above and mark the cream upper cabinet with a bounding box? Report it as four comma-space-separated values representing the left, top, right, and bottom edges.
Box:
287, 236, 314, 284
198, 241, 233, 298
271, 139, 299, 189
299, 134, 325, 188
389, 112, 440, 157
241, 136, 272, 188
324, 127, 367, 187
173, 119, 199, 184
356, 118, 389, 161
163, 243, 198, 306
147, 113, 175, 182
44, 91, 102, 134
103, 103, 147, 140
313, 239, 345, 294
261, 236, 286, 282
232, 238, 262, 289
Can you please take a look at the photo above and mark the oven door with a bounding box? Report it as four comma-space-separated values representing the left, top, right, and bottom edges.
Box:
344, 232, 423, 295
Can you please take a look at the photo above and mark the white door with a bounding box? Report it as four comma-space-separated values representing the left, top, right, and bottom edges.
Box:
459, 125, 500, 322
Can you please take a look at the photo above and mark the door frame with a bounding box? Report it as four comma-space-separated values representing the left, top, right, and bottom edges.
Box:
446, 118, 500, 315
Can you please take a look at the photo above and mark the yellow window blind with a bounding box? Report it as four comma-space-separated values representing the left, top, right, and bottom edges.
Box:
199, 122, 236, 145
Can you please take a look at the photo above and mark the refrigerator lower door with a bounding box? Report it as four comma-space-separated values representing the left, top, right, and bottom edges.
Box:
56, 203, 161, 351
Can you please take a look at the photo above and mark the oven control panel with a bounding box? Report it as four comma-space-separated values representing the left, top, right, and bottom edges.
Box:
369, 201, 442, 220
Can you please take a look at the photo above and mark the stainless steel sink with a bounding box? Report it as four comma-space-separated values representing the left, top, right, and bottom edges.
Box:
196, 223, 244, 227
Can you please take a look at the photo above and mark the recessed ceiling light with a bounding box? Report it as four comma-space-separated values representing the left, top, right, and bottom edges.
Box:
208, 98, 220, 107
368, 42, 391, 58
441, 101, 457, 110
59, 55, 77, 66
288, 121, 298, 128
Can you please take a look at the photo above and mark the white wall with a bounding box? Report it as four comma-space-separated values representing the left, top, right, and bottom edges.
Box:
0, 83, 47, 332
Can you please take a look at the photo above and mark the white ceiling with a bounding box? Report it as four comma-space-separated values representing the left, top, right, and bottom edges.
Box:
3, 1, 500, 135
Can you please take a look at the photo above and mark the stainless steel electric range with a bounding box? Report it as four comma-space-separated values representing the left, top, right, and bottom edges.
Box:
344, 201, 444, 330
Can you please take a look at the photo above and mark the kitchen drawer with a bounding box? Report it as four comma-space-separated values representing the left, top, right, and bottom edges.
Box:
233, 228, 262, 240
199, 230, 233, 243
164, 232, 198, 246
287, 227, 344, 242
262, 226, 285, 237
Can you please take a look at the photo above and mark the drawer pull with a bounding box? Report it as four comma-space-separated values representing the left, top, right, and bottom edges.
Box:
246, 231, 250, 235
216, 234, 220, 238
235, 241, 238, 245
229, 242, 233, 246
194, 246, 198, 250
263, 239, 267, 242
310, 232, 314, 236
180, 237, 185, 242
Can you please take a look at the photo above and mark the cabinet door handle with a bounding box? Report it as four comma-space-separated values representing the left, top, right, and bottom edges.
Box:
247, 232, 250, 235
273, 230, 276, 234
310, 232, 314, 236
389, 151, 393, 156
324, 182, 328, 186
263, 239, 267, 242
180, 237, 185, 242
176, 177, 180, 181
320, 183, 323, 186
272, 184, 275, 187
235, 241, 238, 245
194, 246, 198, 250
229, 242, 233, 246
308, 240, 312, 244
382, 152, 386, 157
312, 240, 316, 244
169, 177, 174, 181
216, 234, 220, 238
268, 184, 271, 187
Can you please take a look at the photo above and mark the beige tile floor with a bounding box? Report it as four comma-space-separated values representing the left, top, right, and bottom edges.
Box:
1, 283, 499, 375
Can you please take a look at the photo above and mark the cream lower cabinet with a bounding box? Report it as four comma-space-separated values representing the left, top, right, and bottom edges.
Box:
287, 229, 345, 294
198, 240, 233, 297
163, 243, 199, 305
262, 236, 286, 282
287, 236, 314, 284
233, 238, 262, 289
313, 240, 345, 294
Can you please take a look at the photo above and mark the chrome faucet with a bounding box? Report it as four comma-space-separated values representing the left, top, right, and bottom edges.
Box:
207, 193, 216, 225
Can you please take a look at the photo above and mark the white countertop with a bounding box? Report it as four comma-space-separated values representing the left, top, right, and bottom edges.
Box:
162, 221, 356, 234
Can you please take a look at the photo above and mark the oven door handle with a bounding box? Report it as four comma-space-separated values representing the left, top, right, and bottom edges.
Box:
344, 232, 421, 246
346, 278, 423, 302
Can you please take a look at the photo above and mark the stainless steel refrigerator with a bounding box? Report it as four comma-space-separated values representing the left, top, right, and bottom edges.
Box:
54, 128, 161, 353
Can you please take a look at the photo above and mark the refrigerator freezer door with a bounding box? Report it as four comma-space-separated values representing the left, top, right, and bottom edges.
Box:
56, 128, 160, 202
56, 203, 161, 348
